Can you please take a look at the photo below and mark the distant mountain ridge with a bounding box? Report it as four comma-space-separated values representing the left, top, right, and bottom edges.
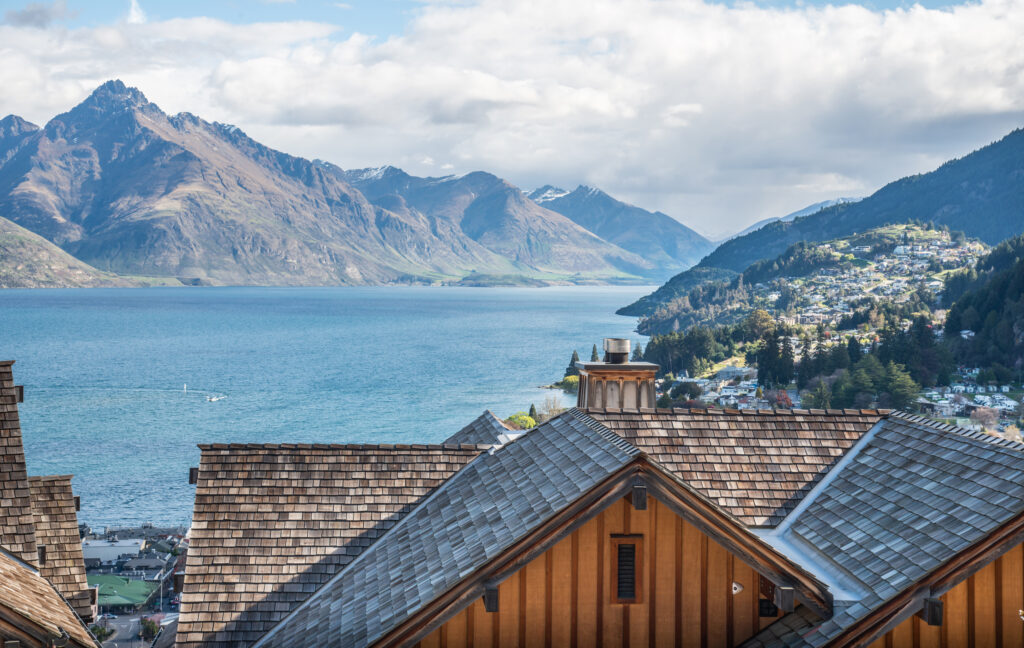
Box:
0, 214, 135, 288
622, 128, 1024, 320
526, 184, 714, 278
728, 197, 861, 241
0, 80, 712, 287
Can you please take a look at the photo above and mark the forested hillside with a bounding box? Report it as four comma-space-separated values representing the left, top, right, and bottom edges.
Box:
623, 128, 1024, 320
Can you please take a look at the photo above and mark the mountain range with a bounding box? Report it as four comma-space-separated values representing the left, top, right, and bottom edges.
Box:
0, 81, 711, 287
727, 197, 861, 241
622, 128, 1024, 324
526, 184, 714, 271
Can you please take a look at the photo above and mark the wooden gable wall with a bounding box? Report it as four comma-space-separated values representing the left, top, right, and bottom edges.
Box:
867, 541, 1024, 648
415, 496, 783, 648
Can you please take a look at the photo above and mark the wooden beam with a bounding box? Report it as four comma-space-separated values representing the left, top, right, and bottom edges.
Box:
774, 586, 794, 613
374, 462, 639, 648
631, 477, 647, 511
644, 471, 833, 620
483, 583, 499, 613
829, 509, 1024, 647
917, 597, 943, 626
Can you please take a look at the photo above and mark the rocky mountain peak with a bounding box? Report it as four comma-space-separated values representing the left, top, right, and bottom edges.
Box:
0, 115, 39, 139
85, 79, 152, 111
527, 185, 568, 203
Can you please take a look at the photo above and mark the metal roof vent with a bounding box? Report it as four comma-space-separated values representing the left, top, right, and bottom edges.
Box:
603, 338, 630, 364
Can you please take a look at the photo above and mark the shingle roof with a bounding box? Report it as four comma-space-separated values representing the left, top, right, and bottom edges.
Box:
0, 547, 97, 648
443, 410, 514, 445
0, 360, 39, 565
177, 443, 486, 648
253, 410, 641, 648
586, 407, 884, 526
741, 413, 1024, 647
29, 475, 94, 622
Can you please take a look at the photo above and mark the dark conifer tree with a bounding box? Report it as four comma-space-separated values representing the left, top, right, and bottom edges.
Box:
591, 344, 600, 362
564, 350, 581, 377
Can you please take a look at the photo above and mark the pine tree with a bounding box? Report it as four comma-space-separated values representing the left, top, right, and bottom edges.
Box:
529, 403, 538, 419
778, 336, 795, 386
806, 380, 832, 409
847, 336, 862, 364
591, 344, 600, 362
564, 350, 581, 377
631, 344, 644, 361
884, 362, 919, 410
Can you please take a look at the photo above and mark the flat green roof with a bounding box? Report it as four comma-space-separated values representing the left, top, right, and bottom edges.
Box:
88, 574, 159, 606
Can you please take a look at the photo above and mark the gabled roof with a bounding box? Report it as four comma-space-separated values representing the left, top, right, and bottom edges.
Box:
587, 407, 884, 526
443, 410, 514, 445
29, 475, 94, 622
0, 360, 39, 565
741, 413, 1024, 647
0, 547, 97, 648
253, 411, 642, 648
177, 443, 486, 648
253, 409, 836, 648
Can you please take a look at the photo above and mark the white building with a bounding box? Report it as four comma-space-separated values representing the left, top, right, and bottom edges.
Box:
81, 538, 146, 564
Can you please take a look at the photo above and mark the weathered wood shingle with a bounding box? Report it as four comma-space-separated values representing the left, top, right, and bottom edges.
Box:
29, 475, 94, 622
177, 443, 486, 648
0, 360, 39, 565
586, 407, 884, 526
252, 410, 640, 648
0, 548, 98, 648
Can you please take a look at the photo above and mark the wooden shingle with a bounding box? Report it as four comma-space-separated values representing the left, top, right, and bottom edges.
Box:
0, 360, 39, 565
29, 475, 94, 622
0, 548, 97, 647
586, 408, 885, 526
177, 443, 486, 648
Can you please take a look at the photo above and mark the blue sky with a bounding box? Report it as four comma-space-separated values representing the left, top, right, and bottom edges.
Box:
1, 0, 1020, 237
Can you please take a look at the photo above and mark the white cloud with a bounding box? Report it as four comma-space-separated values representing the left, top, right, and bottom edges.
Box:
0, 0, 1022, 237
127, 0, 146, 24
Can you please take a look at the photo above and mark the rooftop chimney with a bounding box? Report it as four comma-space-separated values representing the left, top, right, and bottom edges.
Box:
576, 338, 658, 410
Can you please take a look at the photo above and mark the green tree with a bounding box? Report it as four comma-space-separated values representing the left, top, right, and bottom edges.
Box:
528, 404, 538, 419
631, 344, 644, 361
141, 618, 159, 641
591, 344, 600, 362
743, 309, 776, 342
778, 336, 795, 386
564, 350, 581, 377
505, 412, 536, 430
883, 362, 919, 410
805, 380, 832, 409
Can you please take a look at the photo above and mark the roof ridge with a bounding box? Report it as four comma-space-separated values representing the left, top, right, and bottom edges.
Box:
28, 474, 75, 482
566, 408, 643, 456
196, 442, 491, 451
581, 406, 889, 416
888, 410, 1024, 452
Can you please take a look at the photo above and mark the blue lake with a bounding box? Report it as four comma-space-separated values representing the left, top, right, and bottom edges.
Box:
0, 286, 650, 527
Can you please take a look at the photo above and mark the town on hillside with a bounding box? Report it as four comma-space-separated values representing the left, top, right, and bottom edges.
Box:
539, 227, 1024, 443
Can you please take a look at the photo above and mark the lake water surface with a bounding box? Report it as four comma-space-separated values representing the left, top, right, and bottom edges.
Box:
0, 286, 649, 527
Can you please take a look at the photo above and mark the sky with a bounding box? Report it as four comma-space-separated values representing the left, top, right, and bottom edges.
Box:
1, 0, 1022, 239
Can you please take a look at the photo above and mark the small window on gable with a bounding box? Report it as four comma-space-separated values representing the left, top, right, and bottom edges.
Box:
611, 535, 643, 604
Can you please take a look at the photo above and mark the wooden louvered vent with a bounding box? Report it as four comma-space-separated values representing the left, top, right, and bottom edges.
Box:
611, 535, 642, 604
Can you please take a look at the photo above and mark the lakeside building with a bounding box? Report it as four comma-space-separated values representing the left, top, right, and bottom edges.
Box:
168, 340, 1024, 647
0, 361, 98, 647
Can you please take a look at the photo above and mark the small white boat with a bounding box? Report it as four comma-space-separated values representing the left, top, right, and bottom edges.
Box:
207, 395, 226, 402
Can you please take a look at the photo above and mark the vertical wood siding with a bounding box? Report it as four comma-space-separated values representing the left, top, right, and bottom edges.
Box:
867, 542, 1024, 648
416, 496, 779, 648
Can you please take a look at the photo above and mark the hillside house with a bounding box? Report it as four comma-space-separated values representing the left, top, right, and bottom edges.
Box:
0, 361, 99, 647
171, 340, 1024, 648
